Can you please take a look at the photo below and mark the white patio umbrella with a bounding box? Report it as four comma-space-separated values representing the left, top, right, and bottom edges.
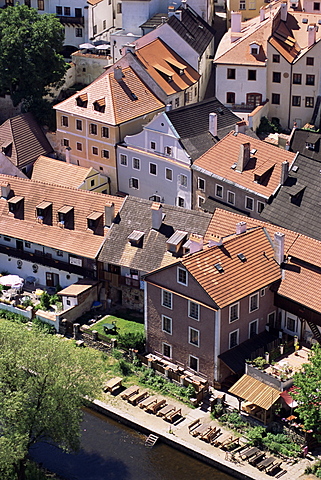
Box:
79, 43, 95, 49
0, 275, 24, 289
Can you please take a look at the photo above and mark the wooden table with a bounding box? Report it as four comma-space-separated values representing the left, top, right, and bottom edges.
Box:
139, 395, 158, 409
157, 404, 175, 417
191, 423, 212, 437
121, 385, 139, 400
257, 456, 276, 471
104, 377, 123, 393
240, 447, 259, 460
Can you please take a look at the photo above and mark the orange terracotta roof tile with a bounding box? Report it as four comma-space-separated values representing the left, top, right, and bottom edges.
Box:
182, 227, 281, 308
287, 234, 321, 269
193, 131, 296, 198
0, 174, 124, 259
31, 156, 92, 188
54, 66, 164, 126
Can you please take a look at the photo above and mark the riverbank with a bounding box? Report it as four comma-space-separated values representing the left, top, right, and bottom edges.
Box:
89, 390, 315, 480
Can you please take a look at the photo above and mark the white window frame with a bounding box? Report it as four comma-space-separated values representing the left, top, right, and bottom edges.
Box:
189, 327, 200, 347
286, 316, 297, 333
229, 329, 239, 349
132, 157, 140, 170
180, 174, 188, 187
260, 288, 266, 297
198, 196, 205, 208
149, 162, 157, 176
245, 196, 254, 210
249, 292, 259, 313
229, 302, 239, 323
188, 301, 199, 321
198, 177, 205, 191
162, 315, 172, 335
163, 342, 172, 358
129, 177, 139, 190
249, 319, 258, 338
257, 201, 265, 213
120, 154, 127, 166
177, 197, 185, 207
61, 115, 68, 127
165, 146, 172, 156
177, 267, 188, 286
150, 141, 156, 150
215, 184, 223, 198
76, 119, 82, 131
189, 354, 199, 372
162, 290, 172, 309
165, 168, 173, 181
227, 191, 235, 205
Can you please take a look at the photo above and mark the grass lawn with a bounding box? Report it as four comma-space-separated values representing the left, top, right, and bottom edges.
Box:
89, 315, 144, 339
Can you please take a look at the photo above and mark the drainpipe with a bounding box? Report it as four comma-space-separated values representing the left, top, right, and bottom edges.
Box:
288, 63, 293, 130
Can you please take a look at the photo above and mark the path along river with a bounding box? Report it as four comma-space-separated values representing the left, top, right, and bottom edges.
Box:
30, 408, 236, 480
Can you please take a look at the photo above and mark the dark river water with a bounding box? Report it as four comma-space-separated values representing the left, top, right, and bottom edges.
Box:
30, 408, 236, 480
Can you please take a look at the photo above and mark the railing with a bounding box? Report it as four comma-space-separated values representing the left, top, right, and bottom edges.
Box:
232, 103, 259, 112
58, 16, 84, 25
102, 270, 140, 288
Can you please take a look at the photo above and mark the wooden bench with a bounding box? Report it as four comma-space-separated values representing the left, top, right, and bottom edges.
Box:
164, 408, 182, 423
188, 418, 201, 434
146, 399, 166, 414
121, 385, 139, 400
191, 422, 212, 438
128, 390, 148, 406
139, 395, 158, 409
103, 376, 123, 393
157, 404, 175, 417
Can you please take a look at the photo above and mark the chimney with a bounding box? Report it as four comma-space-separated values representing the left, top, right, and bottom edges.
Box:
274, 232, 285, 264
189, 233, 204, 253
208, 234, 223, 247
308, 24, 317, 48
231, 11, 242, 33
65, 146, 71, 164
165, 103, 172, 112
280, 2, 287, 21
0, 182, 10, 199
280, 161, 289, 185
174, 9, 183, 21
260, 7, 265, 22
114, 66, 123, 82
168, 4, 175, 16
235, 120, 247, 134
125, 44, 136, 55
181, 0, 187, 8
151, 202, 162, 230
236, 221, 246, 235
236, 142, 250, 172
209, 112, 218, 137
105, 202, 115, 227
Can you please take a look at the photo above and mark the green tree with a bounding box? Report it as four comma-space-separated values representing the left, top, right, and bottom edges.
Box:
292, 344, 321, 438
0, 5, 68, 113
0, 322, 104, 480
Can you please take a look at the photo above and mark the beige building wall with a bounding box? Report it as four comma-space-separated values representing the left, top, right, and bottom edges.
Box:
226, 0, 265, 23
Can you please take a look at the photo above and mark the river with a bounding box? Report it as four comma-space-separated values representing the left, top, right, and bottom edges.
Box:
30, 408, 236, 480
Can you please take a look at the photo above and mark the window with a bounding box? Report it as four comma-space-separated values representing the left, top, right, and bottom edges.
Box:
248, 70, 257, 81
286, 316, 296, 332
129, 178, 139, 189
314, 1, 320, 9
165, 146, 172, 156
227, 68, 236, 79
257, 201, 264, 213
229, 303, 239, 323
268, 311, 276, 326
4, 236, 11, 242
162, 315, 172, 334
56, 6, 62, 14
293, 73, 302, 84
189, 301, 199, 320
229, 329, 239, 349
249, 293, 259, 312
306, 74, 315, 85
75, 7, 82, 16
249, 0, 256, 8
239, 0, 245, 9
249, 320, 258, 338
177, 197, 185, 207
189, 327, 199, 347
306, 97, 314, 108
166, 168, 173, 181
215, 184, 223, 198
226, 92, 235, 104
120, 154, 127, 166
25, 0, 31, 6
271, 93, 280, 105
198, 196, 205, 207
306, 57, 314, 65
133, 158, 140, 170
64, 6, 70, 15
76, 142, 82, 151
63, 139, 69, 147
162, 290, 172, 309
61, 116, 68, 127
92, 147, 98, 155
103, 20, 106, 29
245, 196, 254, 210
89, 123, 97, 135
292, 96, 301, 107
198, 178, 205, 191
163, 343, 172, 358
150, 163, 157, 175
260, 288, 266, 296
117, 2, 122, 13
227, 191, 235, 205
180, 174, 187, 187
37, 0, 44, 9
90, 179, 95, 187
76, 28, 83, 37
76, 119, 82, 131
273, 72, 281, 83
175, 98, 180, 107
272, 54, 280, 63
93, 25, 97, 35
247, 93, 262, 106
102, 149, 109, 158
251, 46, 258, 55
25, 242, 31, 248
101, 127, 109, 138
189, 355, 199, 371
150, 141, 156, 150
177, 267, 187, 285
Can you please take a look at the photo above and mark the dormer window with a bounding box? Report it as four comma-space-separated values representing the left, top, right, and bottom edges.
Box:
93, 98, 105, 113
166, 230, 187, 254
76, 93, 88, 108
36, 201, 52, 224
250, 43, 259, 55
8, 196, 23, 213
87, 211, 102, 230
2, 143, 12, 157
57, 205, 74, 229
128, 230, 144, 247
306, 142, 315, 150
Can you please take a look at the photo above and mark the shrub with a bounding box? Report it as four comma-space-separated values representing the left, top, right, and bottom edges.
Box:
32, 317, 56, 334
118, 359, 133, 376
0, 309, 28, 323
246, 426, 265, 446
211, 404, 224, 419
39, 292, 51, 311
262, 433, 301, 457
219, 411, 248, 431
118, 331, 145, 352
251, 356, 266, 370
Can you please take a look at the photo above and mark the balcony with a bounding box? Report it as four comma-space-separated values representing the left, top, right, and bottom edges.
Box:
102, 270, 141, 289
58, 16, 84, 26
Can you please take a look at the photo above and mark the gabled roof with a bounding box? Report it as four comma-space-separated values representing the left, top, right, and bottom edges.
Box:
261, 153, 321, 241
193, 131, 296, 198
140, 13, 169, 30
98, 197, 212, 272
289, 129, 321, 161
0, 174, 124, 259
135, 38, 200, 95
167, 6, 215, 56
0, 113, 53, 169
181, 227, 281, 308
54, 66, 164, 125
31, 156, 95, 188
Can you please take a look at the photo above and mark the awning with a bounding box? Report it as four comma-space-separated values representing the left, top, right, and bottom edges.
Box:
87, 211, 102, 221
36, 201, 52, 210
229, 374, 280, 410
79, 43, 95, 49
58, 205, 73, 214
280, 390, 298, 408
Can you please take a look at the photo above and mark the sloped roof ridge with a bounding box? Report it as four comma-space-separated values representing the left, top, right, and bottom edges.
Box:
126, 195, 211, 218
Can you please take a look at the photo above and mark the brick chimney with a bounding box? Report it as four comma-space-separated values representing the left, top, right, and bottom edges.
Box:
308, 24, 317, 48
189, 234, 204, 253
280, 2, 287, 21
114, 66, 123, 82
236, 142, 250, 172
151, 202, 162, 230
209, 112, 217, 137
274, 232, 285, 264
208, 234, 222, 247
105, 202, 115, 227
280, 161, 289, 185
236, 221, 246, 234
0, 182, 10, 199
